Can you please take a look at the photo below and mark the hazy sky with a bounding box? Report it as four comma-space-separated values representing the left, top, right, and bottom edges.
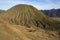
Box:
0, 0, 60, 10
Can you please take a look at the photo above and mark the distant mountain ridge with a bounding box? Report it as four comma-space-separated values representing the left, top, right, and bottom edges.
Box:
41, 9, 60, 17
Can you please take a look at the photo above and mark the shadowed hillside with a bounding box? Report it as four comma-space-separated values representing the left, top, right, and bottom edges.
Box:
0, 10, 5, 13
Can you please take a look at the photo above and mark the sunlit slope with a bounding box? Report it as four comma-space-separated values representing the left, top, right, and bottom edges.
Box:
0, 19, 60, 40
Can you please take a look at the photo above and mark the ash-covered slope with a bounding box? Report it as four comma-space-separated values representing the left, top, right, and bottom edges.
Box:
0, 19, 59, 40
0, 4, 60, 30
